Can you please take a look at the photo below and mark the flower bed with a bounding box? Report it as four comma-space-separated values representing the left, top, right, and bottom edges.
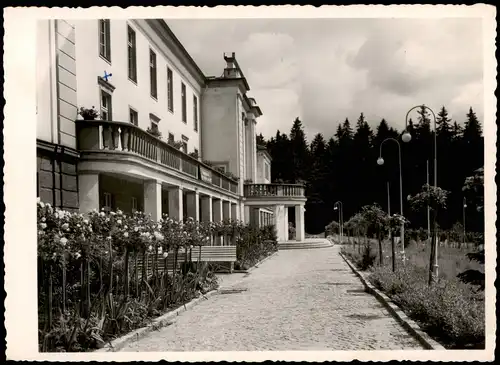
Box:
340, 243, 485, 349
37, 198, 277, 352
234, 225, 278, 271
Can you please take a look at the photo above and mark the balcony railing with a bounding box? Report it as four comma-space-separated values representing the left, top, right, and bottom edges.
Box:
77, 120, 238, 194
244, 183, 305, 198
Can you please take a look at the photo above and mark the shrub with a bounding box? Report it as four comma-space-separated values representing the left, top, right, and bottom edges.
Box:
367, 266, 485, 349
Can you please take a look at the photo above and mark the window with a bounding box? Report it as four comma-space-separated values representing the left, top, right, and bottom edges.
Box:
181, 82, 187, 123
127, 26, 137, 82
167, 67, 173, 112
149, 49, 157, 99
99, 19, 111, 62
129, 108, 138, 126
150, 114, 160, 133
265, 162, 270, 180
168, 133, 175, 143
181, 135, 188, 153
131, 197, 137, 213
193, 94, 198, 132
100, 89, 112, 120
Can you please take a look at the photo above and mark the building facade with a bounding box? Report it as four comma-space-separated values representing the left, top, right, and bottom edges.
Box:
36, 18, 306, 242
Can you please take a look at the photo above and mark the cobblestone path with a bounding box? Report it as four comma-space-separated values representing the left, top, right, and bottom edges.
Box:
120, 244, 422, 351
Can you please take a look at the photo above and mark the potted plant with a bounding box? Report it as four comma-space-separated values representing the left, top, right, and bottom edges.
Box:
146, 127, 162, 139
78, 106, 100, 120
189, 151, 199, 159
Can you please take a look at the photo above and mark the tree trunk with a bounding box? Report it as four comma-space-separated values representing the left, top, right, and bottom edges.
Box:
428, 209, 439, 286
391, 230, 396, 272
378, 227, 383, 266
48, 262, 53, 329
62, 255, 66, 314
109, 242, 113, 295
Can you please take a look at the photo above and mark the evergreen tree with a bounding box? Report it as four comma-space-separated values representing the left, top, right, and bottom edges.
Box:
289, 117, 310, 183
256, 133, 266, 146
436, 106, 453, 141
306, 133, 329, 232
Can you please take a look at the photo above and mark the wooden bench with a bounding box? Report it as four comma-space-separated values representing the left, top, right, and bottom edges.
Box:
134, 245, 237, 277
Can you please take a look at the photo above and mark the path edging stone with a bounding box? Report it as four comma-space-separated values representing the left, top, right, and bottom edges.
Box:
95, 289, 219, 353
339, 252, 446, 351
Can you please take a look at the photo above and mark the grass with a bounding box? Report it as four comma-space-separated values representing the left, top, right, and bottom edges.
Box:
340, 238, 485, 349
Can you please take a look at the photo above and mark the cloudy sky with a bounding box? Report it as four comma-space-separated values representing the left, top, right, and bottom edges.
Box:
168, 18, 484, 141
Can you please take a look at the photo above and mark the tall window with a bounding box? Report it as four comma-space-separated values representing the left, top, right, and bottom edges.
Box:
129, 108, 138, 126
167, 67, 173, 112
193, 94, 198, 132
103, 192, 112, 212
127, 26, 137, 82
131, 197, 137, 213
100, 90, 112, 120
181, 82, 187, 123
149, 49, 157, 99
99, 19, 111, 62
168, 133, 175, 143
265, 162, 270, 180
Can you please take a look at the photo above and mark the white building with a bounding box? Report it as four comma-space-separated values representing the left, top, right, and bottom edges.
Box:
36, 18, 306, 242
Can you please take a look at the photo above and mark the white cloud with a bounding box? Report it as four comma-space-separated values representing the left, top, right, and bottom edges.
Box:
167, 17, 484, 140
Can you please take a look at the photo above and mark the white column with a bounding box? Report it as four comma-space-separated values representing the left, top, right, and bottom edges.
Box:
200, 195, 212, 222
144, 179, 162, 221
168, 186, 183, 221
185, 191, 199, 221
295, 205, 305, 241
244, 205, 251, 224
231, 203, 238, 221
78, 173, 99, 213
283, 206, 289, 241
273, 204, 285, 241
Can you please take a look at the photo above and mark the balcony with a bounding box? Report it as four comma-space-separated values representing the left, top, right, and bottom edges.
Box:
76, 120, 238, 194
243, 183, 306, 205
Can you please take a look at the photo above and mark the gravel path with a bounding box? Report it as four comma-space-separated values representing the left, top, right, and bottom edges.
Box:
120, 244, 423, 351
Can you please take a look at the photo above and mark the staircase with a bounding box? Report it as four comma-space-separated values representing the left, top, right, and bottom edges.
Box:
278, 239, 333, 250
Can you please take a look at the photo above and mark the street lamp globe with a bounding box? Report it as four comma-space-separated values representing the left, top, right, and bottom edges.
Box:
377, 157, 385, 165
334, 206, 338, 211
402, 131, 412, 143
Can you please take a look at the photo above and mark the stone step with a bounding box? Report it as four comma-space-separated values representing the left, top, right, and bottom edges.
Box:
278, 242, 333, 250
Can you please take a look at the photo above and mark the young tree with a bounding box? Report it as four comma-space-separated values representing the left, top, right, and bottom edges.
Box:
386, 214, 410, 272
408, 184, 450, 285
361, 203, 388, 266
289, 117, 310, 183
458, 167, 485, 291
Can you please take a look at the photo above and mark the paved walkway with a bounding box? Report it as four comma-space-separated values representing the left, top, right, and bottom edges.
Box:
120, 244, 422, 351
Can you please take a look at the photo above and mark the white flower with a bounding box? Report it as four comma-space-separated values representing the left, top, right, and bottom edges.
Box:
40, 223, 47, 229
60, 237, 68, 246
124, 225, 128, 230
105, 218, 110, 222
124, 232, 129, 238
163, 252, 168, 258
117, 219, 122, 225
134, 227, 139, 232
76, 224, 81, 228
157, 224, 162, 230
107, 236, 112, 240
37, 197, 41, 204
75, 252, 81, 259
62, 223, 69, 230
40, 202, 45, 208
41, 217, 46, 222
110, 211, 116, 216
100, 212, 105, 217
148, 245, 153, 251
83, 219, 89, 224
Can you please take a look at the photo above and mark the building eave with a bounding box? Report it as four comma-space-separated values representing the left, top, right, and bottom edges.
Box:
147, 19, 207, 88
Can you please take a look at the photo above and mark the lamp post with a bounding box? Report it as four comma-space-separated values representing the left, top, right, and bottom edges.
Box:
427, 160, 431, 242
463, 197, 467, 248
387, 181, 391, 240
334, 201, 343, 243
403, 104, 438, 281
377, 137, 405, 261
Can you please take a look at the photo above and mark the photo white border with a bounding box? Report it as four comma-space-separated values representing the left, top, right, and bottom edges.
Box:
3, 4, 497, 362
